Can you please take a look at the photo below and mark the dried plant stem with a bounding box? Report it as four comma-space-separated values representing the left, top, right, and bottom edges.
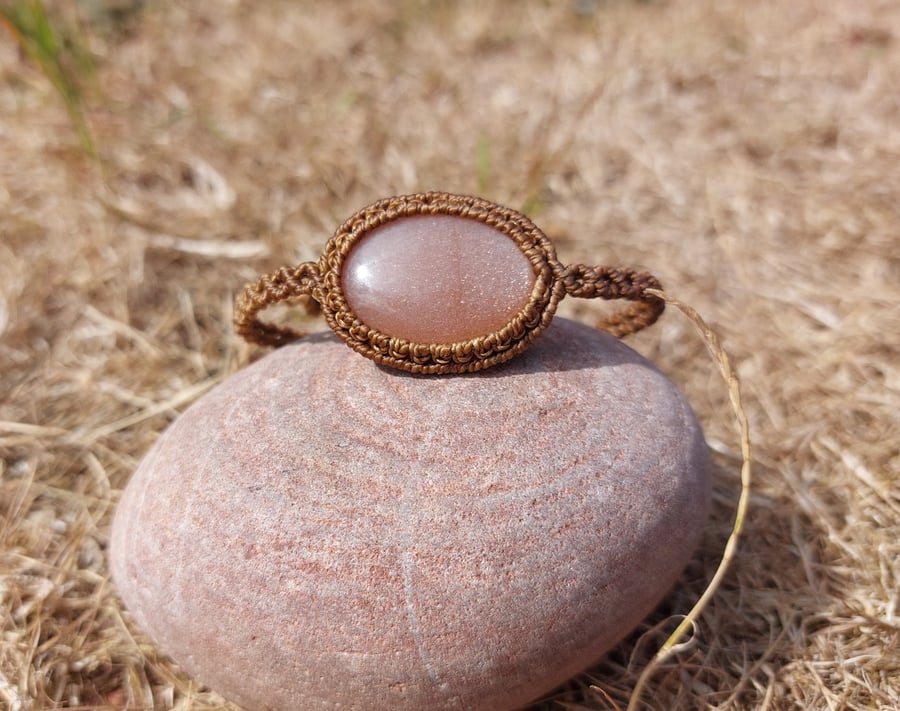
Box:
0, 0, 96, 155
626, 289, 753, 711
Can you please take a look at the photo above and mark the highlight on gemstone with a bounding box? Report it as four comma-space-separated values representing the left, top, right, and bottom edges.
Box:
341, 214, 536, 344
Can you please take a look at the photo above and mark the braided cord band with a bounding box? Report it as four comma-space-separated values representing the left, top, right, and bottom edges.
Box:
234, 193, 664, 373
234, 263, 321, 347
560, 264, 665, 338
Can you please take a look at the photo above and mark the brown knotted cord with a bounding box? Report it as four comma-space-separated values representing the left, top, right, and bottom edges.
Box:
235, 263, 321, 347
234, 192, 665, 373
559, 264, 665, 338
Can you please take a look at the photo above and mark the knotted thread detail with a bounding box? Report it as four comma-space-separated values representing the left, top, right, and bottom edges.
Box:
559, 264, 665, 337
234, 263, 321, 347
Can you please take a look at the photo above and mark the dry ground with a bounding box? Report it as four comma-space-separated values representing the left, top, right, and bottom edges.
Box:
1, 1, 899, 709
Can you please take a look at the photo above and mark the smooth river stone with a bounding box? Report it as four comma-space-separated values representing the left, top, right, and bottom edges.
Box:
341, 214, 536, 344
109, 318, 711, 711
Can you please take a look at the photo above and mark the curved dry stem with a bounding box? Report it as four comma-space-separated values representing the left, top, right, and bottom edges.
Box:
626, 289, 753, 711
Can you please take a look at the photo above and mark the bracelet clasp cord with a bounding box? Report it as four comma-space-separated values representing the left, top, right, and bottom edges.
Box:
235, 192, 664, 374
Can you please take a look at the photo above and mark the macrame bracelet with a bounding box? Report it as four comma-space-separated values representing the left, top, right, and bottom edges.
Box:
235, 192, 664, 374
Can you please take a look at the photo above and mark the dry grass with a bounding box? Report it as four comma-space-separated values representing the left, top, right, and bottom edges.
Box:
1, 0, 898, 709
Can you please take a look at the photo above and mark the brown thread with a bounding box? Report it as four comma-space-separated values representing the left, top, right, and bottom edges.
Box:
234, 263, 321, 347
234, 192, 664, 373
559, 264, 665, 338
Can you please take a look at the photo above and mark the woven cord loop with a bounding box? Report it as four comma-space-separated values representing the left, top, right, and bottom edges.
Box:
559, 264, 665, 337
234, 262, 321, 347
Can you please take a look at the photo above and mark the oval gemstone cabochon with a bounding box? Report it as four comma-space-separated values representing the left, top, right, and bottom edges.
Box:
109, 318, 711, 711
341, 214, 536, 344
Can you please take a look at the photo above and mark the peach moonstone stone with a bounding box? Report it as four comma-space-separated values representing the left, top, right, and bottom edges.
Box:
341, 215, 536, 344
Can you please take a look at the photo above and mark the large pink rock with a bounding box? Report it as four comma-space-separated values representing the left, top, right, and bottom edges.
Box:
110, 317, 710, 711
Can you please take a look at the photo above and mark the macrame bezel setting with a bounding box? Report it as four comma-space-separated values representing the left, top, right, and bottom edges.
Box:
315, 193, 565, 374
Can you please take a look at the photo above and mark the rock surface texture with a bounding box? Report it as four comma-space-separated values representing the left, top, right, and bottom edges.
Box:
110, 317, 711, 711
